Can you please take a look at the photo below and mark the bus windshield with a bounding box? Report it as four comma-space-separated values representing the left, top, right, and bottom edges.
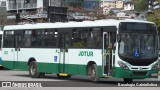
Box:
118, 33, 158, 59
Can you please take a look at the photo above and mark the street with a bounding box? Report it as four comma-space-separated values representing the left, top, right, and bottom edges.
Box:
0, 70, 160, 88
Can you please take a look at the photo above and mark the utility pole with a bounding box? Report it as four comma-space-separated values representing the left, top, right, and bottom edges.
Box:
0, 5, 7, 30
16, 0, 20, 23
61, 0, 64, 6
48, 0, 51, 22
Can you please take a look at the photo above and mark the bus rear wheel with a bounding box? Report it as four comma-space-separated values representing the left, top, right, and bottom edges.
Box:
0, 66, 3, 70
123, 78, 133, 83
29, 61, 44, 78
90, 64, 99, 82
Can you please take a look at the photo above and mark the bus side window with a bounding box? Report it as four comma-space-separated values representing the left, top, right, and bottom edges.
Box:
3, 31, 14, 48
31, 30, 44, 46
87, 28, 95, 48
23, 30, 32, 47
44, 30, 58, 47
112, 32, 117, 50
71, 28, 87, 48
96, 28, 103, 48
87, 28, 102, 48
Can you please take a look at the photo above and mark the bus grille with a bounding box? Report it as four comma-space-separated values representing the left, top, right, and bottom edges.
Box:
128, 61, 152, 66
133, 71, 147, 76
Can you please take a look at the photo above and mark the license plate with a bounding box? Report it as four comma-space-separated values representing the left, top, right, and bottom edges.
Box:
151, 73, 158, 77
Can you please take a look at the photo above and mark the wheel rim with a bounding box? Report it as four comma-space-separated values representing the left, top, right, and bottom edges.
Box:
30, 64, 36, 75
91, 68, 96, 79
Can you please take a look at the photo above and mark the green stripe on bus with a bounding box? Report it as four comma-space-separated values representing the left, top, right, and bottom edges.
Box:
2, 61, 102, 77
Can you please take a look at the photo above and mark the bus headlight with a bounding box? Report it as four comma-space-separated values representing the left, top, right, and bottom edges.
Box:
117, 61, 129, 70
151, 63, 159, 70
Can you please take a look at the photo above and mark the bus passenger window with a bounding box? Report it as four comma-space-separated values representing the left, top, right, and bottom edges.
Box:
44, 30, 57, 47
23, 30, 32, 47
31, 30, 44, 46
87, 28, 102, 48
71, 28, 87, 48
87, 29, 95, 48
3, 31, 14, 48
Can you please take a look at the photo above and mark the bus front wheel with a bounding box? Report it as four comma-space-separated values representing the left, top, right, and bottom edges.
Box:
29, 61, 43, 78
90, 64, 99, 82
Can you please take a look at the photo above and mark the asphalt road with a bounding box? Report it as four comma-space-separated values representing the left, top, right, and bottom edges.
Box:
0, 70, 160, 90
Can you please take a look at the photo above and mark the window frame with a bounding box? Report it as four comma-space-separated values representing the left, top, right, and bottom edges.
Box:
3, 30, 15, 48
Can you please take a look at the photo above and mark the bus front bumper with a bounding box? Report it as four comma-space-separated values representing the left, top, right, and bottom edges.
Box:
112, 67, 159, 79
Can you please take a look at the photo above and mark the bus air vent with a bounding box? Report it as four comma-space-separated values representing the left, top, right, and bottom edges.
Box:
133, 71, 147, 76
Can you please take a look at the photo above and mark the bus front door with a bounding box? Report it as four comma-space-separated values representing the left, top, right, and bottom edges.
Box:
102, 32, 113, 76
14, 32, 23, 69
59, 32, 70, 74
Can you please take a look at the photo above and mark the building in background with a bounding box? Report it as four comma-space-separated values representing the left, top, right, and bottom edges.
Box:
1, 0, 146, 24
100, 0, 115, 15
116, 0, 135, 20
84, 0, 99, 10
0, 0, 6, 7
6, 0, 86, 24
65, 0, 84, 8
49, 0, 62, 6
0, 0, 7, 30
151, 0, 160, 10
115, 0, 123, 9
6, 0, 48, 24
100, 0, 126, 15
123, 0, 134, 11
100, 0, 115, 9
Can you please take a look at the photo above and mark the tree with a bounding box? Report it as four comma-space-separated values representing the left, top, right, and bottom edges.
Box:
0, 7, 7, 30
134, 0, 149, 12
109, 10, 114, 16
146, 9, 160, 32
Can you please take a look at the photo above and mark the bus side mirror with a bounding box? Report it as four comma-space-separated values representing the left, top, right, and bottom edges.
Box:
117, 34, 121, 42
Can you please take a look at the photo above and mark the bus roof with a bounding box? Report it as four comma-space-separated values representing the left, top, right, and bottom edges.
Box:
3, 19, 155, 31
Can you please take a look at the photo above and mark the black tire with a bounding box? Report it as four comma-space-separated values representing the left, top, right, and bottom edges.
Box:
90, 64, 99, 82
29, 61, 41, 78
39, 73, 45, 78
123, 78, 133, 83
0, 66, 3, 70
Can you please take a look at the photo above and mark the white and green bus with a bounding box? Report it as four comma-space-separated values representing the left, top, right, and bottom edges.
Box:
1, 19, 159, 83
0, 30, 3, 68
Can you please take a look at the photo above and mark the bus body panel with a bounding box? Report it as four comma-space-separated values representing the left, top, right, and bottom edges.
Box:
2, 48, 103, 76
2, 48, 15, 69
1, 19, 159, 80
0, 57, 2, 67
0, 50, 2, 67
113, 67, 158, 78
